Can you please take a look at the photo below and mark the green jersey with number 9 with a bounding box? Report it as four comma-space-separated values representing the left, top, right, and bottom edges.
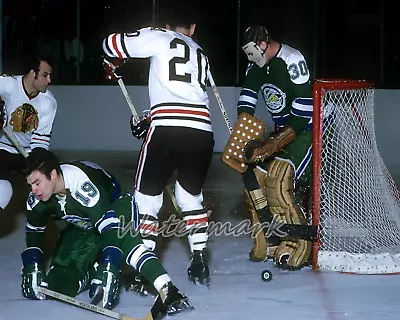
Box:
237, 44, 313, 133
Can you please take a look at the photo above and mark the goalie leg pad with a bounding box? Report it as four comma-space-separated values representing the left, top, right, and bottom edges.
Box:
244, 167, 278, 262
265, 159, 312, 269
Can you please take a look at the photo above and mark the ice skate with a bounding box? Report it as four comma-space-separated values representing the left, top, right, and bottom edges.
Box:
161, 282, 194, 316
187, 249, 210, 286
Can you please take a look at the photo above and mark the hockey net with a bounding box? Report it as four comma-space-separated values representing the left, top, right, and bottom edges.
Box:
312, 79, 400, 274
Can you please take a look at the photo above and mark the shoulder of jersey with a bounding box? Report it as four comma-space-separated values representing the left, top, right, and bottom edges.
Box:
138, 26, 172, 40
61, 163, 86, 177
41, 89, 57, 108
279, 44, 306, 62
278, 44, 309, 84
0, 74, 19, 82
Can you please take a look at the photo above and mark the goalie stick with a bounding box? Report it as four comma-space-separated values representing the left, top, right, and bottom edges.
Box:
38, 287, 164, 320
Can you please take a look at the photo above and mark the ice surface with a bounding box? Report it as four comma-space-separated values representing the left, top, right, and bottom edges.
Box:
1, 152, 400, 320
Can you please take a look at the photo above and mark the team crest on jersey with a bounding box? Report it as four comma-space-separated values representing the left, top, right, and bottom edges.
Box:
261, 83, 286, 114
62, 215, 93, 230
10, 103, 39, 133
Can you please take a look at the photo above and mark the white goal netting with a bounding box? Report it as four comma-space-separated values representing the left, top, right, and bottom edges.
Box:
314, 80, 400, 274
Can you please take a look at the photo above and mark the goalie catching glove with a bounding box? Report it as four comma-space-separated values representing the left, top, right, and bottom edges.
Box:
244, 125, 296, 164
21, 248, 48, 300
89, 246, 122, 309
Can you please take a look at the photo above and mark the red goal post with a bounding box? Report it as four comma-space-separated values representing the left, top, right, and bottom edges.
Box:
312, 79, 400, 274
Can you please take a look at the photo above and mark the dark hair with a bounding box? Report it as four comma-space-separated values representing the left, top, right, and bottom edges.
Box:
23, 148, 61, 180
161, 3, 197, 29
22, 54, 53, 76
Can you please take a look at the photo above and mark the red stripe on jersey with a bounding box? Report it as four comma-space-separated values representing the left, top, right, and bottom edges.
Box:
152, 109, 210, 118
134, 127, 154, 190
112, 33, 123, 59
185, 216, 208, 226
140, 224, 158, 233
32, 137, 50, 142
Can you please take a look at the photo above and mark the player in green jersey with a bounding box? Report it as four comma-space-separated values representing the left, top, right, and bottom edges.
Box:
237, 25, 313, 270
20, 148, 192, 316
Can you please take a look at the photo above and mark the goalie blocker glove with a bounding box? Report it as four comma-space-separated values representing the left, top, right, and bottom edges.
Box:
89, 246, 122, 309
21, 248, 47, 300
0, 98, 6, 129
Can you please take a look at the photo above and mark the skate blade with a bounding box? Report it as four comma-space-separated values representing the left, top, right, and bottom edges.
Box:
166, 300, 195, 316
189, 276, 210, 287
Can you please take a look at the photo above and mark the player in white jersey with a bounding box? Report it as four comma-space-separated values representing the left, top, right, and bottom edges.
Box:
102, 12, 214, 286
0, 55, 57, 230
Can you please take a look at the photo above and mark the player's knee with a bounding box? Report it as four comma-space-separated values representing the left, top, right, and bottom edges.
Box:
175, 181, 203, 211
0, 179, 13, 209
134, 190, 163, 217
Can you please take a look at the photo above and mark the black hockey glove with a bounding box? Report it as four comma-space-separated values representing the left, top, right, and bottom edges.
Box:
130, 116, 150, 140
89, 246, 122, 309
21, 248, 48, 300
0, 98, 7, 129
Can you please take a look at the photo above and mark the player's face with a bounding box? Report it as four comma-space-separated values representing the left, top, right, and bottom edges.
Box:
33, 61, 52, 93
26, 169, 57, 202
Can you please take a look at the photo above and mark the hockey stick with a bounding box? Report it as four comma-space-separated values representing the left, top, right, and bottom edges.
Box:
207, 71, 233, 134
2, 126, 28, 158
38, 287, 157, 320
104, 59, 181, 214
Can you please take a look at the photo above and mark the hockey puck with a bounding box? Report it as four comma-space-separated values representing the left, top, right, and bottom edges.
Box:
261, 269, 273, 282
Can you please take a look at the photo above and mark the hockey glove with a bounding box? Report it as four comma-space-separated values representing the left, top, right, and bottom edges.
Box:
130, 115, 150, 140
103, 58, 127, 83
21, 248, 47, 300
0, 98, 7, 129
89, 246, 122, 309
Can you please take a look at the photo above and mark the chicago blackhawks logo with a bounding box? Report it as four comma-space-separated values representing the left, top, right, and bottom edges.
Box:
261, 84, 286, 114
10, 103, 39, 133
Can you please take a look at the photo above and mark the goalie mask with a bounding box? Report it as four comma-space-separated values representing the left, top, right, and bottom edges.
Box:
10, 103, 39, 133
242, 25, 270, 68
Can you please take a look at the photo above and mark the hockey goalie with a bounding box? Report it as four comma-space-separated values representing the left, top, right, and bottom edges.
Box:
222, 25, 314, 270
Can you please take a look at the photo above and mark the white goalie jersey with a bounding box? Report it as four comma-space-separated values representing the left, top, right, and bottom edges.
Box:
103, 27, 212, 132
